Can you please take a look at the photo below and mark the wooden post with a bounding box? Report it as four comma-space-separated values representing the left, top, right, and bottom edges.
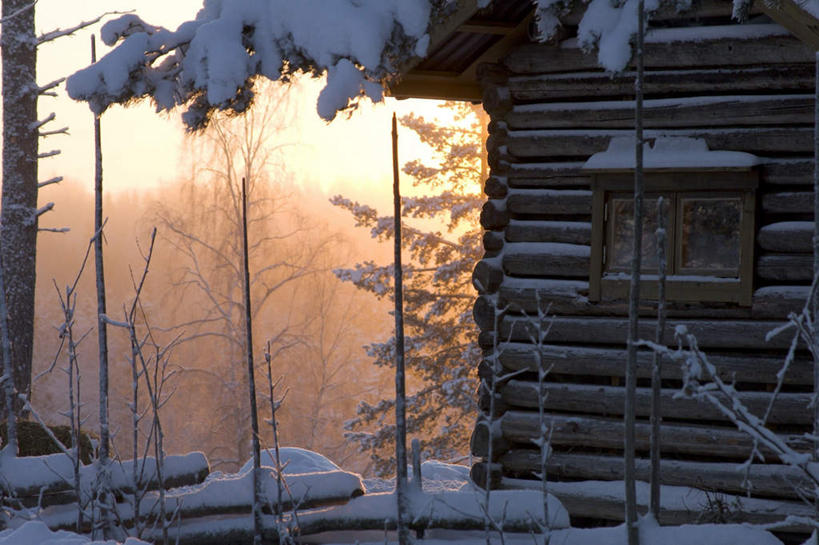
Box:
241, 177, 263, 545
650, 197, 667, 518
392, 113, 410, 545
625, 1, 645, 543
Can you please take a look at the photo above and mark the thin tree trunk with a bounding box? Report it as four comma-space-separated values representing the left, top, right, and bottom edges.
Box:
241, 177, 263, 545
625, 2, 645, 543
92, 35, 110, 463
649, 197, 666, 519
1, 0, 38, 417
265, 344, 284, 522
392, 113, 410, 545
812, 50, 819, 541
89, 36, 116, 540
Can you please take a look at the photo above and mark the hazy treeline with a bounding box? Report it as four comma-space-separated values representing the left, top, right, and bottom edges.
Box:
30, 87, 394, 475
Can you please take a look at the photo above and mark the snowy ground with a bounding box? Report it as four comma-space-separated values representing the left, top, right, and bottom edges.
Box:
0, 449, 793, 545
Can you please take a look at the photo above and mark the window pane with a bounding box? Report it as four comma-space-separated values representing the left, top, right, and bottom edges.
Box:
680, 197, 741, 273
609, 197, 670, 271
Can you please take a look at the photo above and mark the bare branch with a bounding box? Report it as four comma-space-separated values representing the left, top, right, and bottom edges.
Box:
30, 112, 55, 131
38, 149, 60, 159
38, 77, 65, 95
40, 127, 69, 138
35, 202, 55, 217
39, 176, 63, 188
37, 11, 128, 45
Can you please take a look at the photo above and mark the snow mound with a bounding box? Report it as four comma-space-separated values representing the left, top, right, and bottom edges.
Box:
583, 136, 760, 171
0, 521, 149, 545
239, 447, 340, 475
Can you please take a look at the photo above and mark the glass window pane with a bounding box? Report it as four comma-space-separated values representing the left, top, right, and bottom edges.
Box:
608, 197, 670, 272
680, 197, 741, 273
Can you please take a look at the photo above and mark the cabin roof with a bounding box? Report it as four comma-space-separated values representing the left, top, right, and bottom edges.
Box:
389, 0, 533, 101
389, 0, 819, 102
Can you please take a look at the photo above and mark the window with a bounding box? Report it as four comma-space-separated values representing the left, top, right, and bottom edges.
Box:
588, 171, 757, 305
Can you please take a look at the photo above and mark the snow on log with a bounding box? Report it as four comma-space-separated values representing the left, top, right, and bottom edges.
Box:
501, 451, 811, 500
489, 412, 812, 460
503, 24, 812, 74
500, 478, 814, 530
479, 315, 799, 350
295, 488, 570, 534
503, 65, 815, 103
136, 467, 365, 521
505, 95, 814, 130
490, 341, 814, 385
499, 380, 812, 425
7, 452, 209, 507
758, 222, 813, 253
502, 127, 814, 160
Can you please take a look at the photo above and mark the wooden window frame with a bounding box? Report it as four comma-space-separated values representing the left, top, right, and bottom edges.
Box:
589, 170, 758, 306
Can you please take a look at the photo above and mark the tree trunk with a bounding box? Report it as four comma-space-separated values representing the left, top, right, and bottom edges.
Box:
91, 34, 111, 467
241, 177, 263, 545
1, 0, 38, 415
625, 2, 645, 543
391, 113, 411, 545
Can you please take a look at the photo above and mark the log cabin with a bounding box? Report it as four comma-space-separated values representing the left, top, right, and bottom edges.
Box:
389, 0, 819, 533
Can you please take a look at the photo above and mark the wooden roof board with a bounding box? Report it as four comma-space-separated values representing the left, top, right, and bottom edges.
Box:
761, 0, 819, 50
390, 0, 819, 101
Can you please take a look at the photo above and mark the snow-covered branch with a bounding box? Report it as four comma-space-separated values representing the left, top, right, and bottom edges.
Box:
66, 2, 442, 127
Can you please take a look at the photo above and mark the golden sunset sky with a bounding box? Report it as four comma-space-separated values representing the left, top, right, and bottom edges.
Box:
36, 0, 446, 205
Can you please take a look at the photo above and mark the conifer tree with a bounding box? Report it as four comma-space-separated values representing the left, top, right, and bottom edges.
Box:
334, 102, 484, 475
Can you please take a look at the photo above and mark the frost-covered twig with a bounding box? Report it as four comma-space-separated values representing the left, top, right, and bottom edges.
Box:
649, 197, 667, 519
642, 329, 819, 499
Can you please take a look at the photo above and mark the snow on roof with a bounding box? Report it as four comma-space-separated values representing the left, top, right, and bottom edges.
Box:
582, 137, 760, 172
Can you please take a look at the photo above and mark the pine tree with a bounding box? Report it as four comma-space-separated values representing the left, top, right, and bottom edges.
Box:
334, 102, 484, 475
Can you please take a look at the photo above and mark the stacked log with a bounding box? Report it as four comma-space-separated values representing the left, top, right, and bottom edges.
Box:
471, 13, 815, 517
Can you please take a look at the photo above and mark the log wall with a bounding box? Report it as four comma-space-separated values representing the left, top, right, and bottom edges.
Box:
470, 12, 816, 520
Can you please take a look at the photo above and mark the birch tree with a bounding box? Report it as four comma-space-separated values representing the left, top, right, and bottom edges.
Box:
152, 83, 329, 469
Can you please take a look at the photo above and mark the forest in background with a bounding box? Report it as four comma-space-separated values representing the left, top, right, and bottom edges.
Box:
25, 89, 484, 478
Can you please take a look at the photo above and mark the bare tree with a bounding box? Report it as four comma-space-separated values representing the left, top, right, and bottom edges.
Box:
152, 82, 328, 470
